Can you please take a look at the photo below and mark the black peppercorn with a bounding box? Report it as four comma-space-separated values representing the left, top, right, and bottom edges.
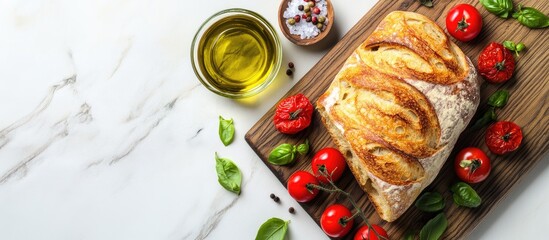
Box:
270, 193, 275, 199
298, 5, 304, 11
289, 207, 295, 214
288, 62, 294, 68
274, 196, 280, 202
286, 69, 293, 76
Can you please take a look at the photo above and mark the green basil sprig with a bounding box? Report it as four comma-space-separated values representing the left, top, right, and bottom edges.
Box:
420, 213, 448, 240
415, 192, 445, 212
471, 107, 497, 130
255, 218, 289, 240
268, 140, 309, 165
479, 0, 513, 18
215, 153, 242, 195
513, 5, 549, 29
503, 41, 526, 57
471, 90, 511, 130
451, 182, 482, 208
487, 89, 510, 108
219, 116, 235, 146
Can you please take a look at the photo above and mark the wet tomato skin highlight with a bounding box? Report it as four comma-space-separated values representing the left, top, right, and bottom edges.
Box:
454, 147, 491, 184
446, 4, 483, 42
320, 204, 354, 238
287, 170, 319, 202
311, 147, 347, 183
353, 224, 389, 240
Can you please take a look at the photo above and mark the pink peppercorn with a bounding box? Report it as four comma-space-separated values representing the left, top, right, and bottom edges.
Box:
313, 7, 320, 15
294, 15, 301, 22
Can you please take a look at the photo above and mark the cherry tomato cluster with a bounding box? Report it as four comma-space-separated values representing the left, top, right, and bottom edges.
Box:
445, 4, 523, 184
286, 147, 388, 239
287, 147, 347, 202
455, 120, 523, 184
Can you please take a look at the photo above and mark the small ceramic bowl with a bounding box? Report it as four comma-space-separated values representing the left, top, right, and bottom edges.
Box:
278, 0, 334, 46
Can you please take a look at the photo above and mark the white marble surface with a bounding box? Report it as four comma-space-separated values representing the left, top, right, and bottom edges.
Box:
0, 0, 547, 239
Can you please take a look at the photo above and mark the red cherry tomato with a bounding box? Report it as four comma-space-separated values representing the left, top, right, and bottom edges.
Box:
485, 121, 523, 155
311, 147, 347, 183
454, 147, 491, 184
478, 42, 515, 83
354, 224, 389, 240
446, 4, 482, 42
320, 204, 354, 238
287, 170, 319, 202
273, 93, 314, 134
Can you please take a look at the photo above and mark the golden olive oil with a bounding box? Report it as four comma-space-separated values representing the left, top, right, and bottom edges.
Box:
197, 14, 277, 94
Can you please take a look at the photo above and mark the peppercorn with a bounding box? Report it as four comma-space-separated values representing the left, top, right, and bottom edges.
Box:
298, 5, 304, 11
287, 18, 296, 25
317, 23, 323, 30
286, 69, 293, 76
306, 11, 311, 17
313, 7, 321, 15
306, 16, 312, 22
308, 1, 315, 7
274, 196, 280, 202
289, 207, 295, 214
302, 14, 307, 19
270, 193, 275, 199
304, 5, 310, 12
294, 15, 301, 22
312, 16, 318, 25
288, 62, 294, 68
318, 16, 326, 23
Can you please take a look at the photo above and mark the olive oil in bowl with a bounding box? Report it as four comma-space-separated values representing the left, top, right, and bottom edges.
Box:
192, 9, 282, 98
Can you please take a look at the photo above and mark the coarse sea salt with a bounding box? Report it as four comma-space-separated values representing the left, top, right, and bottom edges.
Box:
283, 0, 329, 39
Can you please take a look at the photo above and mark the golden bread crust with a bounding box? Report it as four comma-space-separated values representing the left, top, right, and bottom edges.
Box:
316, 11, 480, 222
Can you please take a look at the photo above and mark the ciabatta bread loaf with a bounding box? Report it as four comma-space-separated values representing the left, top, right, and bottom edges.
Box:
316, 11, 480, 222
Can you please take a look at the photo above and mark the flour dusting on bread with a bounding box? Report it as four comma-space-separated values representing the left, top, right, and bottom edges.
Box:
316, 11, 480, 222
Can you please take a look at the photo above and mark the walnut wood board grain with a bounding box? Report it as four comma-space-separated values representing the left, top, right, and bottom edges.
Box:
245, 0, 549, 239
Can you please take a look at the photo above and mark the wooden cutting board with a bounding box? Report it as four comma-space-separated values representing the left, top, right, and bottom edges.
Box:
245, 0, 549, 239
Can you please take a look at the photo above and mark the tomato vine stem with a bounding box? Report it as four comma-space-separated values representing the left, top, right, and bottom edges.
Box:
308, 169, 389, 240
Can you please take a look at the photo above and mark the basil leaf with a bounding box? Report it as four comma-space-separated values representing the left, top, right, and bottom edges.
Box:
296, 139, 310, 155
513, 6, 549, 29
215, 153, 242, 195
255, 218, 289, 240
268, 143, 296, 165
419, 213, 447, 240
516, 43, 526, 52
451, 182, 481, 208
487, 90, 510, 108
502, 40, 516, 51
470, 107, 497, 130
418, 0, 433, 8
480, 0, 513, 18
415, 192, 445, 212
219, 116, 235, 146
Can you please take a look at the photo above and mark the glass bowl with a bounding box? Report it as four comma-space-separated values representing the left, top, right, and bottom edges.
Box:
191, 8, 282, 99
